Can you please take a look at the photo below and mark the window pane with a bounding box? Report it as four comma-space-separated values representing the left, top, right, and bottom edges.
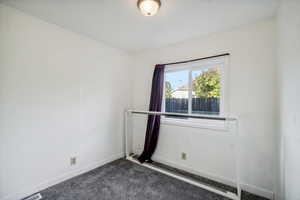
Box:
165, 70, 189, 114
192, 68, 220, 115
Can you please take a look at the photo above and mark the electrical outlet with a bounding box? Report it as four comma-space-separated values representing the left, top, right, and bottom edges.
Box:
181, 152, 187, 160
70, 157, 76, 166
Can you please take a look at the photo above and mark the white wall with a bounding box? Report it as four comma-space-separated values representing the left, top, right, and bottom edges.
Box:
131, 19, 277, 199
0, 4, 132, 200
277, 1, 300, 200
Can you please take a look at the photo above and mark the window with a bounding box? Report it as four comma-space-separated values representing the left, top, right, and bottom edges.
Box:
162, 56, 228, 128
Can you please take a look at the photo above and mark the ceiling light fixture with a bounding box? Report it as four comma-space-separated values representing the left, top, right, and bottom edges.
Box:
137, 0, 161, 16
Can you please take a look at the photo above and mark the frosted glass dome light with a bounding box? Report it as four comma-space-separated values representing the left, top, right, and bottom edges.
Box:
137, 0, 161, 16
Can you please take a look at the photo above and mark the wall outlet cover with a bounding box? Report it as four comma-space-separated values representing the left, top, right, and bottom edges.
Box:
70, 157, 77, 166
181, 152, 187, 160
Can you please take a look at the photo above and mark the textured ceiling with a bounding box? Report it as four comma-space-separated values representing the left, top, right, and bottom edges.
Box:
1, 0, 278, 52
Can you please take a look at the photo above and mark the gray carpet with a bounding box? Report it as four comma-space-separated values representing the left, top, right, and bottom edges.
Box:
31, 159, 269, 200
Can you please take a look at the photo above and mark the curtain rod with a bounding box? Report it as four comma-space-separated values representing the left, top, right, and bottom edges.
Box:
159, 53, 230, 66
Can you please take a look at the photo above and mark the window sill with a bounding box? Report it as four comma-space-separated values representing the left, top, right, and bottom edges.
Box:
160, 118, 229, 131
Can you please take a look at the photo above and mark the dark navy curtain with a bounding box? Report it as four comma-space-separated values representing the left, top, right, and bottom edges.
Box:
138, 64, 165, 163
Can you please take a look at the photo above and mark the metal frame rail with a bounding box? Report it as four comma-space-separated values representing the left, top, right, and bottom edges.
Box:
124, 109, 241, 200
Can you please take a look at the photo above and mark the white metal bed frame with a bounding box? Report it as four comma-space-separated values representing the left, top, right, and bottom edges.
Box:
124, 109, 241, 200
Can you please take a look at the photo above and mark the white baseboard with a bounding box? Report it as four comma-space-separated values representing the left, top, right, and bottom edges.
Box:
2, 153, 124, 200
152, 155, 274, 200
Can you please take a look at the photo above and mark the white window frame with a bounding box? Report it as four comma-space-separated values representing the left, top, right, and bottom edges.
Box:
161, 56, 229, 130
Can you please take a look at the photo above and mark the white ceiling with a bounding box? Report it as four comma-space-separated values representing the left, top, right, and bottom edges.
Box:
1, 0, 278, 53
